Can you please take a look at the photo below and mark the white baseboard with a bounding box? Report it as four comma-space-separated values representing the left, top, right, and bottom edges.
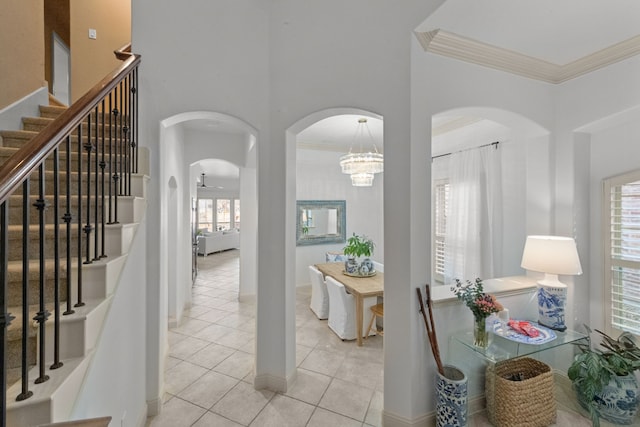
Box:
238, 293, 256, 303
146, 397, 162, 418
253, 369, 297, 393
381, 409, 432, 427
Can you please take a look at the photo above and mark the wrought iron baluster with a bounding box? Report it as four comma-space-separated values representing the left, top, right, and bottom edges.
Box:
1, 200, 16, 426
93, 106, 100, 261
51, 148, 63, 370
75, 125, 85, 308
118, 81, 124, 197
33, 164, 50, 384
125, 73, 131, 196
133, 67, 139, 174
112, 87, 120, 224
63, 136, 74, 316
99, 100, 107, 258
16, 180, 32, 401
108, 93, 114, 225
83, 115, 94, 265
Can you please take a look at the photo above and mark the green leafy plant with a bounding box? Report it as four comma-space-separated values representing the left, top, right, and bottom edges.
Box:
343, 233, 374, 258
567, 325, 640, 426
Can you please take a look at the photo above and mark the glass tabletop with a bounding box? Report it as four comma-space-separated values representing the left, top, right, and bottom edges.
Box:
450, 324, 588, 362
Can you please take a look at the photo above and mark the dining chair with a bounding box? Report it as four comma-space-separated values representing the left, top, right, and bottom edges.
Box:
325, 276, 357, 340
325, 276, 377, 340
365, 303, 384, 338
308, 265, 329, 319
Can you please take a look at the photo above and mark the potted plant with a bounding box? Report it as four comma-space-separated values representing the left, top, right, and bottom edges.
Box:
451, 278, 503, 348
568, 325, 640, 426
342, 233, 375, 276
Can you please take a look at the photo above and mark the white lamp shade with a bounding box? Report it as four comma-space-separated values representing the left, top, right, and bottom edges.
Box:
521, 235, 582, 275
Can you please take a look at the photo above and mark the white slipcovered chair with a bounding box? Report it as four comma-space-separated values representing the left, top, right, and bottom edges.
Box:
308, 265, 329, 319
325, 276, 377, 340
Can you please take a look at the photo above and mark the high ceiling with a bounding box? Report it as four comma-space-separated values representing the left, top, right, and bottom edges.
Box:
416, 0, 640, 83
417, 0, 640, 65
196, 1, 640, 181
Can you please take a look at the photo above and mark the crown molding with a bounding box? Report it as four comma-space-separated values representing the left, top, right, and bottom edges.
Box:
415, 29, 640, 84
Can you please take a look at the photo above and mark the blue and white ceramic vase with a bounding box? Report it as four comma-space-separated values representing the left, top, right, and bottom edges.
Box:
436, 365, 468, 427
577, 373, 639, 425
344, 258, 358, 274
537, 284, 567, 331
359, 258, 374, 275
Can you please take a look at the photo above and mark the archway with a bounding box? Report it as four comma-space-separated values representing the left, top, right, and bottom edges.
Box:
159, 111, 258, 327
284, 106, 384, 383
431, 106, 550, 284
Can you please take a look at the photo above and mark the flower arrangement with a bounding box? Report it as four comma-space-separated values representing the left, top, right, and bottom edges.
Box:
451, 278, 503, 321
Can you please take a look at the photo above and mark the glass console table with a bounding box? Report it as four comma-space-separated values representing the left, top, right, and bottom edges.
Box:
448, 324, 589, 422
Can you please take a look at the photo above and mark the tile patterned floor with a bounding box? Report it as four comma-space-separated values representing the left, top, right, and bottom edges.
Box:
147, 250, 598, 426
147, 249, 384, 427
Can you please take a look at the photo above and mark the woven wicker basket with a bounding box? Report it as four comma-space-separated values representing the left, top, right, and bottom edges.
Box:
485, 357, 556, 427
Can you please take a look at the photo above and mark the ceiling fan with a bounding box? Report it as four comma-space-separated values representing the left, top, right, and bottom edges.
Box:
200, 173, 207, 188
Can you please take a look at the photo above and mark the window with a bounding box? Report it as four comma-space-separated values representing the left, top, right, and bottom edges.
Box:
433, 179, 449, 283
234, 199, 240, 230
197, 199, 214, 232
198, 198, 241, 231
604, 169, 640, 336
216, 199, 231, 230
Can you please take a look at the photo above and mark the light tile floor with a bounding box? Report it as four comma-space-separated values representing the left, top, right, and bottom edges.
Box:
147, 249, 384, 427
147, 250, 597, 426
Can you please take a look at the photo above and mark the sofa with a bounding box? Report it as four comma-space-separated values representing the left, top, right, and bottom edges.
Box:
197, 229, 240, 255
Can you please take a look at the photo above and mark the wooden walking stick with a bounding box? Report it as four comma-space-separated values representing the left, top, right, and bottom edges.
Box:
417, 285, 444, 375
425, 285, 443, 371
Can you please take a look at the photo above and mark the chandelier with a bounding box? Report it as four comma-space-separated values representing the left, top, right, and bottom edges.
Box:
339, 118, 383, 187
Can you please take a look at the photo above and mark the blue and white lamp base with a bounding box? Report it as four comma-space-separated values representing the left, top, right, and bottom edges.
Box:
537, 283, 567, 331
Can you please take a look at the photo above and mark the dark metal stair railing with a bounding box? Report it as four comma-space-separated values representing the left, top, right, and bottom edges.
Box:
0, 201, 15, 427
0, 46, 140, 427
62, 135, 75, 318
51, 147, 63, 370
16, 181, 32, 402
34, 163, 50, 385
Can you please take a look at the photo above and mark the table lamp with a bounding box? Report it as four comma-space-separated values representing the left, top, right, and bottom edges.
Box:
520, 235, 582, 331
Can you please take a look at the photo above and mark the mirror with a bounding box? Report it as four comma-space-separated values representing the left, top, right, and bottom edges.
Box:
296, 200, 346, 246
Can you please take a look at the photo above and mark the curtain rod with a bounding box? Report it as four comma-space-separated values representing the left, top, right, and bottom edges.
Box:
431, 141, 500, 161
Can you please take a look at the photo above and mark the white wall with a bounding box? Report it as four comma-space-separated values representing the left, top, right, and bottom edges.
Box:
133, 0, 640, 423
160, 124, 188, 327
553, 54, 640, 332
71, 222, 148, 426
411, 38, 559, 417
295, 148, 383, 285
585, 111, 640, 330
239, 165, 258, 299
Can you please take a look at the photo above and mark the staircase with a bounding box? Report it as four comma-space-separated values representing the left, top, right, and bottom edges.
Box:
0, 51, 145, 426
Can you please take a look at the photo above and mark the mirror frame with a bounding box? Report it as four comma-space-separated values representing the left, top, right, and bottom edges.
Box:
296, 200, 346, 246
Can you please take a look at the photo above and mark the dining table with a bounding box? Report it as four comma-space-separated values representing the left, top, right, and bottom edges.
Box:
314, 262, 384, 346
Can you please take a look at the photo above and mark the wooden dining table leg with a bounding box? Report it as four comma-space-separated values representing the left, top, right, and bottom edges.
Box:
355, 295, 364, 346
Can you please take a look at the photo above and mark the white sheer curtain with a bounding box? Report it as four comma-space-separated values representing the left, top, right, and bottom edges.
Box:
443, 145, 503, 285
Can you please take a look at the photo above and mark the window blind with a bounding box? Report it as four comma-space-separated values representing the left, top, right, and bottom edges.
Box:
607, 174, 640, 335
434, 181, 449, 279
